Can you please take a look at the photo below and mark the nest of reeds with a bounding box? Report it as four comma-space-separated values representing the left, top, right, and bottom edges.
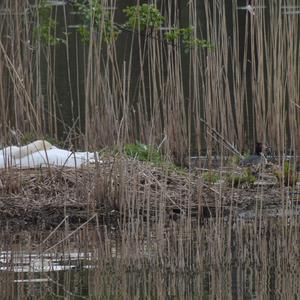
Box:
0, 156, 221, 227
1, 155, 296, 228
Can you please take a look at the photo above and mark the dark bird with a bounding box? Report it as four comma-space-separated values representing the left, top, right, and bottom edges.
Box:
240, 142, 267, 167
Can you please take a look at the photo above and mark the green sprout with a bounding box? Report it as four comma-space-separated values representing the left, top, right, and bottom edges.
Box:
202, 171, 220, 184
273, 161, 299, 186
123, 142, 162, 163
227, 168, 256, 188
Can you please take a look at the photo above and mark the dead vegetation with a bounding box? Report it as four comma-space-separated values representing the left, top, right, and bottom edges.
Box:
0, 1, 300, 298
0, 157, 207, 226
0, 156, 299, 228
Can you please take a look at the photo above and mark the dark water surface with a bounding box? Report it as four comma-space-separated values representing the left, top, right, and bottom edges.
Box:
51, 0, 294, 152
51, 0, 251, 139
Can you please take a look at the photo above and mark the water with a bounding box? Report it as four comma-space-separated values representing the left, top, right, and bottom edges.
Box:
1, 216, 300, 298
50, 0, 250, 139
50, 0, 293, 147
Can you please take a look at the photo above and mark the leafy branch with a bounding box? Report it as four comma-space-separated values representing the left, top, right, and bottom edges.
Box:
165, 27, 214, 51
37, 1, 214, 51
123, 4, 165, 31
34, 0, 65, 46
74, 0, 120, 43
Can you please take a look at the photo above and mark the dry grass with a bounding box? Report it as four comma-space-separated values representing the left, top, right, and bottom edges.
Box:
0, 157, 210, 226
0, 156, 299, 228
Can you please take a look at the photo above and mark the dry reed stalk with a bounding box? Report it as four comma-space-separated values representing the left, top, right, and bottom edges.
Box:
1, 0, 300, 162
1, 7, 300, 298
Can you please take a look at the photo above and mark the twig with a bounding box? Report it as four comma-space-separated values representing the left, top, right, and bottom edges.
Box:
41, 215, 69, 244
200, 118, 243, 158
43, 213, 97, 253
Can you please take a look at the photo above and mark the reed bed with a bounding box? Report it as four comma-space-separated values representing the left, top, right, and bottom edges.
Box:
0, 158, 212, 226
1, 0, 300, 298
1, 0, 300, 157
0, 157, 299, 227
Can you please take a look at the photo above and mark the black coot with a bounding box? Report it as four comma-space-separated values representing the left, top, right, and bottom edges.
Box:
240, 142, 267, 167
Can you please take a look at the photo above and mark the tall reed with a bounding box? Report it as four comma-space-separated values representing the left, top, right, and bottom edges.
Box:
1, 0, 300, 159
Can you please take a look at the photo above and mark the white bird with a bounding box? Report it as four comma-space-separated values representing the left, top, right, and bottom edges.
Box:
237, 4, 266, 15
0, 140, 99, 169
238, 4, 255, 15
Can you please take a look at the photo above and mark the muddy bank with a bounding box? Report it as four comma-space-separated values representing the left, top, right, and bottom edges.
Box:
0, 156, 300, 228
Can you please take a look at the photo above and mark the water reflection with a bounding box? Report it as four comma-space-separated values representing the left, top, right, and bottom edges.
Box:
0, 216, 299, 298
0, 251, 92, 273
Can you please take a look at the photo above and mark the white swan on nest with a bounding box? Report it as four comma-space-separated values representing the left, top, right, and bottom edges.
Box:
0, 140, 99, 169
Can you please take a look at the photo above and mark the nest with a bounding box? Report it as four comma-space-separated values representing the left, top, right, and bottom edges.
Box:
1, 156, 292, 228
0, 156, 220, 227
